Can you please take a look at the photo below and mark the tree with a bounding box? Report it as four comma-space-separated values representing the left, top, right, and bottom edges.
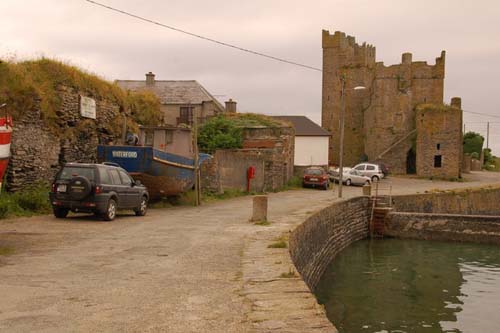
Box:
463, 132, 484, 156
198, 116, 243, 154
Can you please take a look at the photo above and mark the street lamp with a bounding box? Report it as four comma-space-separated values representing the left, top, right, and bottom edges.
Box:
338, 79, 366, 198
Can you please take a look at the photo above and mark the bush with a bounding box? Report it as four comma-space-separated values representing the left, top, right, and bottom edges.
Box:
198, 116, 243, 153
14, 186, 51, 212
463, 132, 484, 156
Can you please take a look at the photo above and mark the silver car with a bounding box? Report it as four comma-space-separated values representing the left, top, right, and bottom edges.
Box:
352, 163, 385, 182
329, 168, 371, 186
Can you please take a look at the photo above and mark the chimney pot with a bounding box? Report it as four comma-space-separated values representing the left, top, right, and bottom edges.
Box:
225, 99, 237, 113
146, 72, 155, 85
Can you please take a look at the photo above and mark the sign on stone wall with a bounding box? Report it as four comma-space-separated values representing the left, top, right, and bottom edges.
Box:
80, 95, 96, 119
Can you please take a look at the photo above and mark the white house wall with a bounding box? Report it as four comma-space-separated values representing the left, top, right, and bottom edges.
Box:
295, 136, 329, 166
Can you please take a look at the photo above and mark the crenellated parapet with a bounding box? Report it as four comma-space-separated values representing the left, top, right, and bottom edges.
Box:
322, 30, 376, 68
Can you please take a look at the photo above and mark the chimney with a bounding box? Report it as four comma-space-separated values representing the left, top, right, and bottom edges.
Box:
451, 97, 462, 109
146, 72, 155, 86
225, 99, 237, 113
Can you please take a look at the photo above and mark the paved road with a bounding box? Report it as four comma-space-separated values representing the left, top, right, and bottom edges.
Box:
0, 172, 499, 332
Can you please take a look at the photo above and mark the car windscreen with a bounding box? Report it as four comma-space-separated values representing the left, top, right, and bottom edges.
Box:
305, 169, 322, 175
58, 167, 95, 182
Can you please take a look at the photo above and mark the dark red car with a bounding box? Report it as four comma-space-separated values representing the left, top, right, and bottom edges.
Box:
302, 167, 330, 190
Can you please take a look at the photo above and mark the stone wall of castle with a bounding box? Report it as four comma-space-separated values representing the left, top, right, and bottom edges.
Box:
322, 30, 454, 175
415, 100, 463, 179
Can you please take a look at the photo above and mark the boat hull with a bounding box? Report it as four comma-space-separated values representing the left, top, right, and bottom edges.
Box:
97, 145, 209, 199
0, 116, 13, 188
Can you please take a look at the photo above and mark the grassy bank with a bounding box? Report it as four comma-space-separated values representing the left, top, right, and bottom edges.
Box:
0, 184, 51, 219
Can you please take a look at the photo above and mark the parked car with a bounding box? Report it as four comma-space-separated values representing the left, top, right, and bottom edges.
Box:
329, 168, 371, 186
352, 163, 385, 182
49, 162, 149, 221
374, 162, 390, 176
302, 167, 330, 190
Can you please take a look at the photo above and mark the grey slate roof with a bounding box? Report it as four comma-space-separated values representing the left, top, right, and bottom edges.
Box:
272, 116, 330, 136
116, 80, 224, 109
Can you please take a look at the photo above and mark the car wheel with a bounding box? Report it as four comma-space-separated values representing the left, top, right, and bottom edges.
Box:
372, 175, 380, 182
365, 180, 371, 185
135, 196, 148, 216
323, 182, 329, 190
102, 199, 117, 221
345, 179, 352, 186
53, 207, 69, 218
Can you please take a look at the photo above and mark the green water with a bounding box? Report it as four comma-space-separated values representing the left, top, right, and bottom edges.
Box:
315, 239, 500, 333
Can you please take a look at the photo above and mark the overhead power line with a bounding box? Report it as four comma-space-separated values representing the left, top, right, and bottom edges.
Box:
462, 110, 500, 119
83, 0, 500, 121
83, 0, 322, 72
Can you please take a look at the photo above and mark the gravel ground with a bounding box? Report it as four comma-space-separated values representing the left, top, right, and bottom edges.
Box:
0, 171, 499, 332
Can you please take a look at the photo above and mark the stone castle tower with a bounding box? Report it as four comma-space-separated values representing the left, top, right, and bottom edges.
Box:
322, 30, 460, 176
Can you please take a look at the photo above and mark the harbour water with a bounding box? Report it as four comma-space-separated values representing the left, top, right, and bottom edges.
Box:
315, 238, 500, 333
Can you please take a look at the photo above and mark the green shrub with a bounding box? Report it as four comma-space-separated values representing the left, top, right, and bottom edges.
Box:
14, 186, 51, 212
198, 116, 243, 153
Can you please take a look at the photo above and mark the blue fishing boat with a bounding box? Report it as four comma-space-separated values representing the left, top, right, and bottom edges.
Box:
97, 126, 210, 199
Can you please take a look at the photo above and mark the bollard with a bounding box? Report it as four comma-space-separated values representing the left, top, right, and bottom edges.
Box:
251, 195, 268, 222
362, 184, 371, 196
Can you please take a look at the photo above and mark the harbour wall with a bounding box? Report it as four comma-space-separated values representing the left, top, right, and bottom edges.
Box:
289, 186, 500, 291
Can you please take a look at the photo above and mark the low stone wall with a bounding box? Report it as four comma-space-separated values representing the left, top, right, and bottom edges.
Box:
289, 196, 371, 291
392, 186, 500, 216
386, 212, 500, 244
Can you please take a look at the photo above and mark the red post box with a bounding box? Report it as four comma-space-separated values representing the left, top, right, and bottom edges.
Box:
247, 166, 256, 192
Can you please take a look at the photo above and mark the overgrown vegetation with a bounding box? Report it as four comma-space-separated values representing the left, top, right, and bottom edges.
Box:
0, 183, 51, 219
0, 57, 162, 136
198, 116, 243, 153
197, 113, 288, 153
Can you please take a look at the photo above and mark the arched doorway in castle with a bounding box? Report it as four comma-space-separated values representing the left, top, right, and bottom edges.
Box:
406, 149, 416, 174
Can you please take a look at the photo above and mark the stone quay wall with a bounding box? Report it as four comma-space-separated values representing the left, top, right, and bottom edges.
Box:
391, 186, 500, 216
385, 212, 500, 244
8, 86, 123, 191
289, 196, 371, 291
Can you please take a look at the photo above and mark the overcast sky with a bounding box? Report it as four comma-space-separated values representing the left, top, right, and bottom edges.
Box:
1, 0, 499, 154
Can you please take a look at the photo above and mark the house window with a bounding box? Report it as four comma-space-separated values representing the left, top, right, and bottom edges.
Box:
179, 106, 194, 125
145, 130, 154, 146
437, 143, 441, 150
434, 155, 442, 168
165, 130, 173, 145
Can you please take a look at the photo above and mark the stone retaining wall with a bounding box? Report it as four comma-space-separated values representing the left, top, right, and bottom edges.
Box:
7, 86, 122, 191
392, 186, 500, 215
289, 196, 371, 291
386, 212, 500, 244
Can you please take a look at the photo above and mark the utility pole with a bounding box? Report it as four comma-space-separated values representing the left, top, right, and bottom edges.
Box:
192, 103, 201, 206
338, 75, 346, 199
487, 121, 490, 149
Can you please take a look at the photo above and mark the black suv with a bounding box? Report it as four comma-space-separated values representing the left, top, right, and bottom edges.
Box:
49, 162, 149, 221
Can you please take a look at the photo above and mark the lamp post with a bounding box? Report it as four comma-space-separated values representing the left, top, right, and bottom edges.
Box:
338, 78, 366, 199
